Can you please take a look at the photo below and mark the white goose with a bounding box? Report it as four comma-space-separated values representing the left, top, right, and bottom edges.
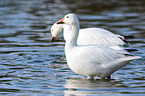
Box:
56, 13, 141, 79
50, 20, 125, 50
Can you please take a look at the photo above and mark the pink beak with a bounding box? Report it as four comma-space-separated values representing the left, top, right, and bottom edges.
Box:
50, 36, 56, 43
57, 18, 65, 24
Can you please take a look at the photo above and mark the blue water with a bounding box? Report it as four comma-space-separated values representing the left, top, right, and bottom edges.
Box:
0, 0, 145, 95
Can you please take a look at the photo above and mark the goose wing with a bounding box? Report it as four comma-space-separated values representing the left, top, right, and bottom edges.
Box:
78, 28, 125, 46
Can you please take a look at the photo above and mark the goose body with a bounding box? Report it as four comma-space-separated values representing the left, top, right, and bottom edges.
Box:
55, 13, 141, 79
66, 45, 139, 79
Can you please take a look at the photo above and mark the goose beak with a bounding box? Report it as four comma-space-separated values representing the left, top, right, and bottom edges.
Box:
57, 18, 65, 24
50, 36, 56, 43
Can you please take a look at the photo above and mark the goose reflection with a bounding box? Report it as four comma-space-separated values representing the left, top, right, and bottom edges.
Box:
64, 79, 127, 95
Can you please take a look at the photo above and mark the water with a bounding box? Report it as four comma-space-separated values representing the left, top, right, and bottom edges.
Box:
0, 0, 145, 95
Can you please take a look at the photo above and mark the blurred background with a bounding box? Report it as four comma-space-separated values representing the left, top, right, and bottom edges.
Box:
0, 0, 145, 95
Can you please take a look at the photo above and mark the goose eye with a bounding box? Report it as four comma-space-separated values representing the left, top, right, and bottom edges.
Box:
66, 16, 69, 18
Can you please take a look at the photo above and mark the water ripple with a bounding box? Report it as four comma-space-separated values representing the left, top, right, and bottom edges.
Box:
0, 0, 144, 95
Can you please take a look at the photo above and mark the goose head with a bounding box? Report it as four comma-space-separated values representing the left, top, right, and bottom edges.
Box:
57, 13, 79, 25
50, 23, 63, 43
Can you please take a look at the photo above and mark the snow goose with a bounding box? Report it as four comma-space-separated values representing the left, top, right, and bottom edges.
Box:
56, 13, 141, 79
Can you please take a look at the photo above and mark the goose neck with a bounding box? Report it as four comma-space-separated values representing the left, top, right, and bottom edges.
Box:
66, 22, 79, 47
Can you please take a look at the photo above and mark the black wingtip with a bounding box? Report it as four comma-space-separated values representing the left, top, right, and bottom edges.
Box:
125, 48, 138, 52
123, 39, 129, 43
124, 35, 135, 39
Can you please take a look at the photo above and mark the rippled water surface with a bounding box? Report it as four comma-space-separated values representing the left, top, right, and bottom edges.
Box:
0, 0, 145, 95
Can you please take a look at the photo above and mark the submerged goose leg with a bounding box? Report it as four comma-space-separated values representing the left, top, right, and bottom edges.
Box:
88, 76, 94, 79
107, 75, 111, 79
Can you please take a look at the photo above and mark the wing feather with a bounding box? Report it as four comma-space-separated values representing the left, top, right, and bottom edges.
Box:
78, 28, 125, 47
77, 45, 128, 65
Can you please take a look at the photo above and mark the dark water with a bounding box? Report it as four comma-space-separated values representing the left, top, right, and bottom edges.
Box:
0, 0, 145, 95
